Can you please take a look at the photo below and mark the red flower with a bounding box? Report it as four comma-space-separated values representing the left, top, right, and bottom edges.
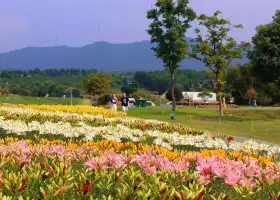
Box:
125, 194, 133, 200
40, 162, 45, 169
48, 165, 55, 177
81, 180, 92, 195
193, 190, 206, 200
18, 185, 25, 192
41, 173, 47, 181
20, 162, 25, 169
40, 188, 46, 199
5, 152, 11, 158
226, 136, 234, 141
22, 177, 28, 185
145, 124, 150, 128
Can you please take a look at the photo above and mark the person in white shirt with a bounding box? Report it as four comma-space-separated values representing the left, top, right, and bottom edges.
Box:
110, 94, 118, 111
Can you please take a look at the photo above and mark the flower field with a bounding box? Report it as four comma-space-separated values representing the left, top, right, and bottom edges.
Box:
0, 105, 279, 199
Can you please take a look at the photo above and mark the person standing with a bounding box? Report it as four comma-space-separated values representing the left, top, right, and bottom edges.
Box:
121, 93, 129, 113
110, 94, 118, 111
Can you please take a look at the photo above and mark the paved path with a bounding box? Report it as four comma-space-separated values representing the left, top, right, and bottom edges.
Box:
212, 132, 280, 146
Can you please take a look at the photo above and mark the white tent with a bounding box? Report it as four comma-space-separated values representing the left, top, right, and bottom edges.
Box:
160, 91, 218, 106
182, 91, 218, 104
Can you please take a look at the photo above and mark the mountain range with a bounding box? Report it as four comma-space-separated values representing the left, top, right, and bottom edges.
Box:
0, 39, 248, 71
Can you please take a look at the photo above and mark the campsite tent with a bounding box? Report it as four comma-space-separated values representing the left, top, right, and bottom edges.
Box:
160, 91, 218, 105
182, 92, 218, 105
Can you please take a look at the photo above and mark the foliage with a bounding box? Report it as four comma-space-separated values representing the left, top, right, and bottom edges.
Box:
245, 88, 257, 104
121, 81, 138, 95
0, 138, 278, 199
147, 0, 196, 111
257, 91, 272, 106
226, 64, 255, 105
198, 89, 213, 103
97, 93, 112, 105
166, 84, 184, 102
134, 70, 213, 94
189, 10, 250, 116
130, 90, 150, 100
7, 80, 80, 97
83, 74, 111, 96
249, 10, 280, 103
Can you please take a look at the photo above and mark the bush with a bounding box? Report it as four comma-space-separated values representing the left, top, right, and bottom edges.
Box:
257, 91, 272, 106
97, 94, 112, 105
165, 84, 184, 102
130, 90, 150, 99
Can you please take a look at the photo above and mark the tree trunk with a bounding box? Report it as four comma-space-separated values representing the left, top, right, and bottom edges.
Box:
219, 95, 223, 117
171, 71, 176, 112
215, 72, 223, 117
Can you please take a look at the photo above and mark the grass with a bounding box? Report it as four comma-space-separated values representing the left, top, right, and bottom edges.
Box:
0, 95, 82, 105
128, 106, 280, 144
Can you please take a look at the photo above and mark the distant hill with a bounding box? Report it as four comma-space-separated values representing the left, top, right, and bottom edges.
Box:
0, 40, 248, 71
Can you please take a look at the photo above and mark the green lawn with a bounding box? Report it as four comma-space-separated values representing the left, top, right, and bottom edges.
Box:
128, 106, 280, 144
0, 95, 82, 105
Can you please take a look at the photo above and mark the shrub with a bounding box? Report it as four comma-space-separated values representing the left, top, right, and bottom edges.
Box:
166, 84, 184, 102
130, 90, 150, 99
97, 94, 112, 105
257, 91, 272, 106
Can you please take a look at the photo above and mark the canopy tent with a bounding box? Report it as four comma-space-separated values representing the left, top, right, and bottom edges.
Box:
160, 91, 218, 106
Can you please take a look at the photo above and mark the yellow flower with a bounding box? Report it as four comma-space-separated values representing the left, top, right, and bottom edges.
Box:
68, 143, 78, 149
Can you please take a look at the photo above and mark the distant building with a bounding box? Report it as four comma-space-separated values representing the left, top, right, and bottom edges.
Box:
161, 91, 218, 106
183, 91, 218, 105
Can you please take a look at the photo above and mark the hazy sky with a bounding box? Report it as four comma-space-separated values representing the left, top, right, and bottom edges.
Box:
0, 0, 279, 53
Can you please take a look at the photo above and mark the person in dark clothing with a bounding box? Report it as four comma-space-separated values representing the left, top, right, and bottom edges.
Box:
121, 93, 129, 113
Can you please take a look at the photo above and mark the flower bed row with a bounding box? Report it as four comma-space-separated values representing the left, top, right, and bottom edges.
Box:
0, 104, 125, 118
0, 115, 280, 156
0, 106, 204, 135
0, 138, 279, 199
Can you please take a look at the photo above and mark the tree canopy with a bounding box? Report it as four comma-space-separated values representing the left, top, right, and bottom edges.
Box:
249, 10, 280, 101
83, 74, 111, 96
147, 0, 196, 111
189, 10, 250, 116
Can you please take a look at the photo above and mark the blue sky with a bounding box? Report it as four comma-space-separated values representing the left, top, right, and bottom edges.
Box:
0, 0, 279, 53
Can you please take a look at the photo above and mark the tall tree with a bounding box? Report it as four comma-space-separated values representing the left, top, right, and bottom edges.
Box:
83, 74, 111, 96
147, 0, 196, 111
249, 10, 280, 102
189, 11, 250, 116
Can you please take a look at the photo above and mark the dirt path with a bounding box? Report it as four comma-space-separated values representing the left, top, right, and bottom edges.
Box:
81, 99, 91, 105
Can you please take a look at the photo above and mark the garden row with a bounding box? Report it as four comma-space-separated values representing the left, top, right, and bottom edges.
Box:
0, 105, 279, 199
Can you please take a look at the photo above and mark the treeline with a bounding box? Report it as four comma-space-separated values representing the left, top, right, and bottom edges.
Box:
133, 70, 214, 94
132, 64, 280, 106
0, 68, 98, 79
9, 81, 81, 98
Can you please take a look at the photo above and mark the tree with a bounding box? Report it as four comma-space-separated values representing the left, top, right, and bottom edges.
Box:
189, 11, 250, 116
121, 81, 138, 96
249, 10, 280, 102
226, 63, 256, 105
166, 83, 184, 102
83, 74, 111, 96
147, 0, 196, 111
198, 89, 213, 104
245, 88, 257, 106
